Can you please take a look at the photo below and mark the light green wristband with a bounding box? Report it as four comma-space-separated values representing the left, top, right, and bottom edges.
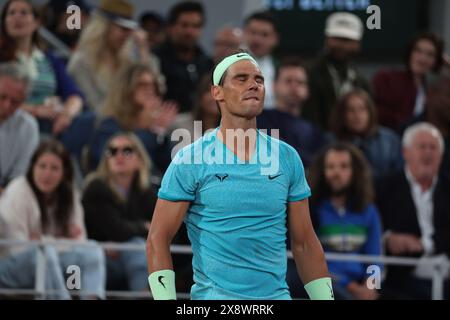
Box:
148, 269, 176, 300
304, 277, 334, 300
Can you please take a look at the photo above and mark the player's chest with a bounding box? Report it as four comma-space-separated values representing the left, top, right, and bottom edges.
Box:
194, 165, 289, 213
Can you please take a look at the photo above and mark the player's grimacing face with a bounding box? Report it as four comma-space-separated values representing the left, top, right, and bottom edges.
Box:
219, 60, 265, 118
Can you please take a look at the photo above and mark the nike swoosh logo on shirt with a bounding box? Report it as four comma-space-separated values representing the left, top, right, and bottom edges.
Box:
268, 174, 283, 180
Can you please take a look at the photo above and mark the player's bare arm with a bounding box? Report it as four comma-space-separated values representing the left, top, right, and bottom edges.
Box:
146, 199, 190, 299
289, 199, 334, 299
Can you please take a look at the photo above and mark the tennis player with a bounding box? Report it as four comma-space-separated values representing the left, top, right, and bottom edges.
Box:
146, 51, 334, 300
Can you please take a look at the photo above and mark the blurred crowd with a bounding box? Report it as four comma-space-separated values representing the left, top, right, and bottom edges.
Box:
0, 0, 449, 300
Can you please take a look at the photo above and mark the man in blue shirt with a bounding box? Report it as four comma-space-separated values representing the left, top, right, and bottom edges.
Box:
146, 51, 334, 300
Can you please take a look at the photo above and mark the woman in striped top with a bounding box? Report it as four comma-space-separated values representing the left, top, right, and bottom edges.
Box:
0, 0, 85, 141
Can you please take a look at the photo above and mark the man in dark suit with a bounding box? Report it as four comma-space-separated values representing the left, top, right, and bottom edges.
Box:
377, 122, 450, 299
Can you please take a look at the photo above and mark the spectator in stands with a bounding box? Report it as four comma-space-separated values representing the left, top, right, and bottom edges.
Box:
0, 63, 38, 192
213, 26, 243, 64
154, 1, 213, 114
83, 133, 156, 291
302, 12, 370, 131
377, 123, 450, 299
41, 0, 91, 53
89, 63, 177, 174
257, 57, 326, 166
330, 89, 402, 180
139, 11, 166, 50
170, 73, 220, 154
0, 0, 88, 149
0, 140, 105, 299
243, 11, 279, 108
373, 32, 445, 132
403, 76, 450, 179
306, 143, 382, 300
68, 0, 163, 113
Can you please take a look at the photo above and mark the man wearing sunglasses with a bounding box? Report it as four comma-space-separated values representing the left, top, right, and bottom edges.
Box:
146, 51, 333, 300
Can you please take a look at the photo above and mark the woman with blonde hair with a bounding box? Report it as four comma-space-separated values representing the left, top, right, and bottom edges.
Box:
68, 0, 163, 113
83, 132, 157, 291
89, 62, 177, 173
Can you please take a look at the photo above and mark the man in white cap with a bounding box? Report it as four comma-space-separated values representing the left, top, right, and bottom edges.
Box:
146, 51, 334, 300
303, 12, 371, 131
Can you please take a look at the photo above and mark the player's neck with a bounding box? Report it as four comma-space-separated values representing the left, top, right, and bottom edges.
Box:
219, 116, 257, 132
218, 117, 258, 161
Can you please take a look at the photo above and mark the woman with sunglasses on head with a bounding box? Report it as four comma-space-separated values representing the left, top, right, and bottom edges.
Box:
68, 0, 163, 114
0, 140, 105, 299
82, 133, 157, 292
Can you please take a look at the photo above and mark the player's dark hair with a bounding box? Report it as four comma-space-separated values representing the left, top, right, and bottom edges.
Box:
193, 72, 220, 127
